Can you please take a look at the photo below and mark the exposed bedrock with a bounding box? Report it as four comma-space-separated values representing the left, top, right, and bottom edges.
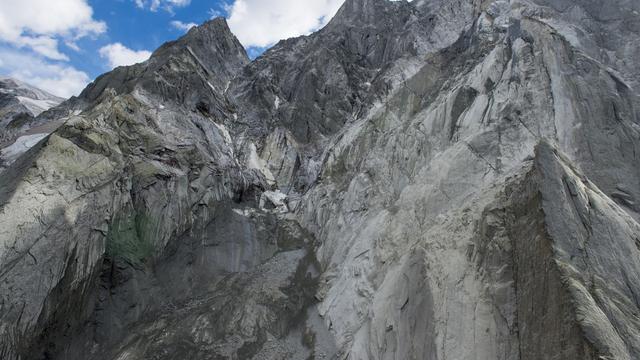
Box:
0, 0, 639, 359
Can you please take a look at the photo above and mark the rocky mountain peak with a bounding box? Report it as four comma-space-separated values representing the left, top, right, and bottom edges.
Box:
77, 16, 247, 108
151, 16, 249, 78
328, 0, 415, 27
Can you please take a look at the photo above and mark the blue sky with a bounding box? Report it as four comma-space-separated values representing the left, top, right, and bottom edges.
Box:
0, 0, 345, 97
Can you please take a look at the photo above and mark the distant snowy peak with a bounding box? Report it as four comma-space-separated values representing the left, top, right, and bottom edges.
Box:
14, 96, 61, 117
0, 77, 65, 169
0, 77, 64, 116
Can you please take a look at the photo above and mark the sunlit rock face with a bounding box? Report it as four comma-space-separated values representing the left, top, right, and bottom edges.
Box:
1, 0, 640, 359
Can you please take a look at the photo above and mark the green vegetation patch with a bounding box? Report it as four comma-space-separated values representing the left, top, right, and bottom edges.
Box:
106, 209, 156, 266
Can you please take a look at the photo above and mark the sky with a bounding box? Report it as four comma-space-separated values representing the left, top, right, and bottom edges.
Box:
0, 0, 346, 98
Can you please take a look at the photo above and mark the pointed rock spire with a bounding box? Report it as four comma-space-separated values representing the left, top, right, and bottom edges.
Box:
78, 17, 248, 105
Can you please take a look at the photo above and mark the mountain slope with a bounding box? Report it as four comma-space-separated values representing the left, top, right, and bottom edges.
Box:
1, 0, 639, 359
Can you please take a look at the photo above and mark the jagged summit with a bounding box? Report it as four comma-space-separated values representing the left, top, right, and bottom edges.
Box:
327, 0, 415, 27
77, 16, 247, 108
227, 0, 465, 149
150, 17, 249, 78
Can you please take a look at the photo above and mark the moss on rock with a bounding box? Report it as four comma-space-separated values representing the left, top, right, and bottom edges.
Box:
106, 210, 155, 266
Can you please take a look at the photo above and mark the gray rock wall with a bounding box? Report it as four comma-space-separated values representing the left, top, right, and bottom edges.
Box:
0, 0, 639, 359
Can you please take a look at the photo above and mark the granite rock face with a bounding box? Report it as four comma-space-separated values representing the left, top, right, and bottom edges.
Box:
1, 0, 640, 359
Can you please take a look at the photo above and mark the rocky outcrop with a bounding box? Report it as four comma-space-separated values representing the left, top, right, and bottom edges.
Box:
1, 0, 639, 359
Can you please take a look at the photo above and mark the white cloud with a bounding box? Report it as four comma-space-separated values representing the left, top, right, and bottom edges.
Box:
170, 20, 198, 32
99, 43, 152, 69
225, 0, 345, 48
208, 7, 226, 18
0, 47, 90, 98
0, 0, 106, 60
165, 0, 191, 6
135, 0, 191, 12
17, 36, 68, 61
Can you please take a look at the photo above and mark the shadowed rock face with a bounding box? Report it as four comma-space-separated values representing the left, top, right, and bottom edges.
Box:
1, 0, 640, 359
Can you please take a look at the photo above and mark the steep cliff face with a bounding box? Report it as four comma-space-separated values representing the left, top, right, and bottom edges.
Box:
0, 18, 260, 360
297, 1, 640, 358
1, 0, 639, 359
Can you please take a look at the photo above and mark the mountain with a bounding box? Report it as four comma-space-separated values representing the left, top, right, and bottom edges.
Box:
0, 77, 62, 118
1, 0, 640, 359
0, 78, 64, 169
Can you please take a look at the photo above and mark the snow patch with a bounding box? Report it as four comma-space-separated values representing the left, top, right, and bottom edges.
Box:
259, 190, 289, 213
1, 133, 49, 165
16, 96, 60, 116
247, 142, 276, 184
213, 122, 232, 144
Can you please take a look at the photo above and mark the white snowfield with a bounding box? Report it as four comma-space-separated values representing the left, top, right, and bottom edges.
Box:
15, 96, 61, 116
0, 77, 65, 168
0, 133, 49, 164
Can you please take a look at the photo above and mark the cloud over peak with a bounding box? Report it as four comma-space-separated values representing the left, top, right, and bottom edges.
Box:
225, 0, 344, 48
99, 43, 152, 69
170, 20, 198, 32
